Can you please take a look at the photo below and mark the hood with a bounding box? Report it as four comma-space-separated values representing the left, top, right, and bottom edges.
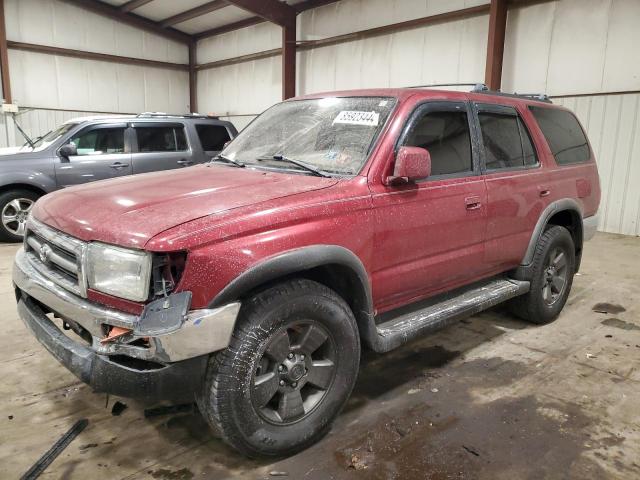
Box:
33, 164, 338, 248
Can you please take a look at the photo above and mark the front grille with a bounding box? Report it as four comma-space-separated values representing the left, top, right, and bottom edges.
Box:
24, 219, 88, 297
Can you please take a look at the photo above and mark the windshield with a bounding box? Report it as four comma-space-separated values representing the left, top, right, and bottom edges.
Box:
25, 123, 77, 151
223, 96, 396, 175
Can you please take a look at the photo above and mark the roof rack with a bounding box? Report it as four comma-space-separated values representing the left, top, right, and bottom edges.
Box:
407, 83, 489, 92
136, 112, 220, 119
406, 83, 552, 103
475, 91, 553, 104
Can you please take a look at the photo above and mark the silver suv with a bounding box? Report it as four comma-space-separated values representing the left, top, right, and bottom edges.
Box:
0, 113, 237, 242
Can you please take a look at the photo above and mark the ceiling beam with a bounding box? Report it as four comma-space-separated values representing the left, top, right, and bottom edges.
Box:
194, 1, 343, 40
58, 0, 191, 44
294, 0, 341, 13
194, 16, 264, 40
119, 0, 154, 13
224, 0, 296, 27
160, 0, 229, 28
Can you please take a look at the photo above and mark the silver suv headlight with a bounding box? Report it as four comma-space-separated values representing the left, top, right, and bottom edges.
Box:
86, 242, 152, 302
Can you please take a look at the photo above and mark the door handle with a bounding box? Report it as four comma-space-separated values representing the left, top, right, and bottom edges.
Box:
177, 159, 193, 166
539, 188, 551, 197
109, 162, 129, 169
465, 196, 482, 210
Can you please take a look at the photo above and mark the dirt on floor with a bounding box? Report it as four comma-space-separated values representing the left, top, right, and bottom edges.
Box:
2, 232, 640, 479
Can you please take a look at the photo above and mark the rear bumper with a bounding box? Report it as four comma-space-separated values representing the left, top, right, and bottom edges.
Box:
583, 213, 599, 242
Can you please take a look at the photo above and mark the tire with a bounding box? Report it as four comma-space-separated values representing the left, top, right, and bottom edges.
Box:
0, 189, 40, 242
197, 278, 361, 458
510, 225, 575, 324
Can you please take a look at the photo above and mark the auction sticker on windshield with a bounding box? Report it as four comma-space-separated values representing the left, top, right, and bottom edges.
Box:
333, 111, 380, 127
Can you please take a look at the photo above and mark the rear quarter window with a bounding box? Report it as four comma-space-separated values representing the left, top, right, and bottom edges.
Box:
196, 124, 231, 152
529, 106, 590, 165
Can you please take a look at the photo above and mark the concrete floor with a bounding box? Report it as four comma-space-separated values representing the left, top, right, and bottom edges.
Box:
2, 232, 640, 479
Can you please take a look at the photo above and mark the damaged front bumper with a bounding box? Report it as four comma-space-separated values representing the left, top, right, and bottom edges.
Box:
13, 247, 240, 400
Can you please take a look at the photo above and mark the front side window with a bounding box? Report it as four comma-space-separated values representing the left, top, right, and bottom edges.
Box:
402, 110, 473, 176
196, 124, 230, 152
70, 127, 125, 156
479, 112, 537, 170
136, 126, 188, 153
529, 106, 590, 165
223, 97, 396, 176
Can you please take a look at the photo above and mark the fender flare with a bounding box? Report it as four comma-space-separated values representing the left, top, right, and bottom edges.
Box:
209, 244, 374, 313
520, 198, 584, 267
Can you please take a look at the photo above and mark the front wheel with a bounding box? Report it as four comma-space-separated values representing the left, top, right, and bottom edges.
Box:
510, 225, 575, 324
197, 279, 360, 458
0, 189, 39, 242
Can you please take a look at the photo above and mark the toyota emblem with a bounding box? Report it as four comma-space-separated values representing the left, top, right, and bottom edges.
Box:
39, 244, 52, 264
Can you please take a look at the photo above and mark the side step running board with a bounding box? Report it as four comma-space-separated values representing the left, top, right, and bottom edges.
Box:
370, 278, 530, 353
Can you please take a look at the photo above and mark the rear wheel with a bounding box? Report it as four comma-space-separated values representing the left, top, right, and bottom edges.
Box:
0, 190, 39, 242
510, 225, 575, 324
197, 279, 360, 457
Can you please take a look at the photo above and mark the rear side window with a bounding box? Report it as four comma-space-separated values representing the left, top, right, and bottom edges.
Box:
478, 113, 537, 170
136, 126, 188, 152
403, 111, 473, 176
529, 107, 590, 165
196, 124, 231, 151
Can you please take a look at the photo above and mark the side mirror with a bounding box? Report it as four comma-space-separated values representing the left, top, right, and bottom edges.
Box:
385, 146, 431, 185
58, 143, 77, 160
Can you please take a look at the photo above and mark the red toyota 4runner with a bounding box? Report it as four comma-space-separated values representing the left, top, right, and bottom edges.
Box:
14, 87, 600, 457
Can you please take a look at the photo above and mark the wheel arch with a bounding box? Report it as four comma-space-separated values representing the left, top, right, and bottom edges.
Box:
0, 183, 47, 197
209, 245, 378, 349
515, 199, 584, 278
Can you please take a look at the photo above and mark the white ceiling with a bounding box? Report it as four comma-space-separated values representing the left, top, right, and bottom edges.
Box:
100, 0, 313, 36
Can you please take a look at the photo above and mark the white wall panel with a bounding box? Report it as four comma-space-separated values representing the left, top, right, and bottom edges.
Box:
503, 0, 640, 96
5, 0, 188, 63
197, 22, 282, 64
8, 50, 190, 114
556, 93, 640, 236
197, 56, 281, 117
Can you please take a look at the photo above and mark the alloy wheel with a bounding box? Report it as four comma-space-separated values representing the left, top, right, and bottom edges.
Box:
2, 198, 34, 237
251, 321, 337, 425
542, 246, 568, 305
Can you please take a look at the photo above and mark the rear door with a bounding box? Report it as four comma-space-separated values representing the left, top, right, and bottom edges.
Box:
130, 122, 193, 174
474, 103, 547, 271
371, 101, 488, 310
55, 123, 132, 187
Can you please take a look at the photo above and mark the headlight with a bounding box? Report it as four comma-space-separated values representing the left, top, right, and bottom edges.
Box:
86, 242, 152, 302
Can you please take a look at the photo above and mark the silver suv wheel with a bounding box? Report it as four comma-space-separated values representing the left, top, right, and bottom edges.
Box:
2, 198, 34, 237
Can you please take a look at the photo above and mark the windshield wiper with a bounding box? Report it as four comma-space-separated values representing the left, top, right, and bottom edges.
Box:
257, 154, 330, 178
210, 154, 245, 168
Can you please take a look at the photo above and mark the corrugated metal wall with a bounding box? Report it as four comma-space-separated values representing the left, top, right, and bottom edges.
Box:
2, 0, 190, 140
555, 94, 640, 236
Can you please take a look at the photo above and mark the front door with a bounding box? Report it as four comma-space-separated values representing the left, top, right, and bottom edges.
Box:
371, 101, 488, 311
55, 123, 132, 187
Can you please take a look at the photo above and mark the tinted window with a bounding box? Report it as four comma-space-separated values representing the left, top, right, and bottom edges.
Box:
136, 126, 188, 152
479, 113, 538, 169
70, 127, 125, 156
196, 124, 231, 151
403, 111, 472, 176
529, 107, 590, 165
